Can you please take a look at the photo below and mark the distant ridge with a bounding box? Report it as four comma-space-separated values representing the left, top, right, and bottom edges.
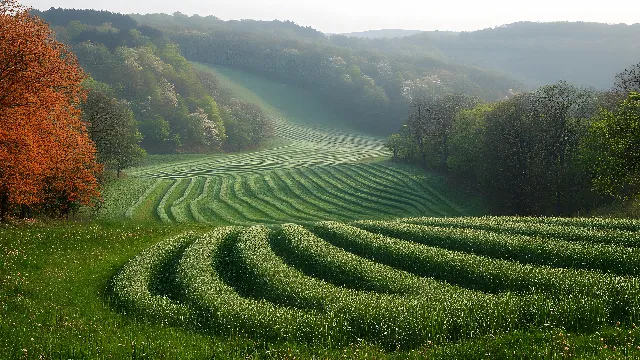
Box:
340, 29, 425, 39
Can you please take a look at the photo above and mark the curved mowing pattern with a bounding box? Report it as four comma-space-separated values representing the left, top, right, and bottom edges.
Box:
129, 119, 387, 179
114, 99, 472, 223
111, 217, 640, 350
125, 163, 464, 224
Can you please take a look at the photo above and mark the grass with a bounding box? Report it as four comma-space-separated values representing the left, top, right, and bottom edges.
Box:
113, 164, 471, 225
3, 218, 640, 358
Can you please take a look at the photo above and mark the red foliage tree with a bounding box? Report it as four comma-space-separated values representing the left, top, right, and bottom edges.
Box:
0, 0, 102, 219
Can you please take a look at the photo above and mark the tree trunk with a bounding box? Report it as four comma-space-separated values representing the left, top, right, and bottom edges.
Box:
0, 192, 8, 221
20, 204, 31, 219
440, 134, 449, 172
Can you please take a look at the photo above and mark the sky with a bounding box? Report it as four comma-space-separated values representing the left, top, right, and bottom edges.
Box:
20, 0, 640, 34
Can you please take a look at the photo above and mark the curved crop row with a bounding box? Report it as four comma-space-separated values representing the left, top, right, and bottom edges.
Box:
356, 220, 640, 276
496, 216, 640, 232
271, 224, 433, 295
175, 227, 342, 345
109, 232, 196, 325
227, 225, 560, 349
133, 142, 386, 179
111, 218, 640, 350
170, 177, 200, 223
270, 117, 386, 151
129, 164, 460, 225
157, 179, 186, 223
124, 178, 164, 219
400, 217, 640, 248
310, 222, 640, 321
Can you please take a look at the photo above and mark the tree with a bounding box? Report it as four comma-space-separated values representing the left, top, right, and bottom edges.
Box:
527, 82, 597, 214
385, 134, 402, 161
82, 88, 146, 177
405, 93, 479, 170
615, 62, 640, 94
223, 101, 273, 151
447, 104, 492, 184
479, 83, 599, 215
583, 92, 640, 199
0, 0, 101, 219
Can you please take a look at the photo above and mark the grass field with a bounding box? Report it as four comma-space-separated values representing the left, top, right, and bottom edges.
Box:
5, 65, 636, 358
4, 218, 638, 358
96, 63, 481, 224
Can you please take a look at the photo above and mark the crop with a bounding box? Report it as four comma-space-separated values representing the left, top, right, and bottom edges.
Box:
111, 217, 640, 350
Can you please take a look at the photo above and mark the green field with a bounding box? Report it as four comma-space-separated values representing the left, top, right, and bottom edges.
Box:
97, 63, 479, 224
4, 66, 638, 358
110, 218, 640, 353
5, 217, 640, 358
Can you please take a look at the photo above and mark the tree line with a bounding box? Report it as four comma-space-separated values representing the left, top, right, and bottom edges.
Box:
387, 64, 640, 215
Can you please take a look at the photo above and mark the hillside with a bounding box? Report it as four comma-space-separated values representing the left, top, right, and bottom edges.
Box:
340, 29, 425, 39
389, 22, 640, 88
134, 12, 524, 134
98, 63, 480, 223
34, 8, 273, 154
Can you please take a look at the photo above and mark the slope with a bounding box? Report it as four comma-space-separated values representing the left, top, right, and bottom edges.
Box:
99, 65, 482, 223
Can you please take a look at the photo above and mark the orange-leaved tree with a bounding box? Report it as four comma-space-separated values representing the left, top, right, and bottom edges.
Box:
0, 0, 102, 219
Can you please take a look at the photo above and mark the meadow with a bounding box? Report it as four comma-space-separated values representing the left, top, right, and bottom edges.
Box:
3, 65, 639, 359
4, 218, 640, 358
97, 64, 480, 225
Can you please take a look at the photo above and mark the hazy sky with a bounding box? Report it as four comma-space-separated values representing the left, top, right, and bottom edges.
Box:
21, 0, 640, 33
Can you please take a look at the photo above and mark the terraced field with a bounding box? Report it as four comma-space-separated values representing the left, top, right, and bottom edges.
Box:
128, 118, 387, 179
100, 64, 472, 223
118, 163, 465, 225
111, 217, 640, 350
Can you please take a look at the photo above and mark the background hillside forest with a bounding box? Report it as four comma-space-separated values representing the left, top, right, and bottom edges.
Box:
36, 8, 274, 156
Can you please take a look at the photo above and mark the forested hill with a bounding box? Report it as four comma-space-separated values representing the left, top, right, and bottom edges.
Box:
390, 22, 640, 89
133, 13, 523, 134
34, 8, 274, 155
339, 29, 425, 39
130, 12, 325, 42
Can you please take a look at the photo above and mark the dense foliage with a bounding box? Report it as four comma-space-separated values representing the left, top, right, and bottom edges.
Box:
0, 0, 101, 219
36, 8, 273, 154
391, 63, 640, 215
81, 86, 146, 177
584, 92, 640, 199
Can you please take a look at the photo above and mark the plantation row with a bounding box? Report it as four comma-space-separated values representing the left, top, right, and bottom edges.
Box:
121, 163, 464, 225
130, 119, 386, 179
132, 142, 386, 179
111, 218, 640, 350
270, 117, 386, 150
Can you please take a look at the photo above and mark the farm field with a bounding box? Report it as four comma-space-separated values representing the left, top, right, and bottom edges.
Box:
97, 63, 479, 224
111, 218, 640, 351
4, 66, 638, 359
4, 217, 640, 358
